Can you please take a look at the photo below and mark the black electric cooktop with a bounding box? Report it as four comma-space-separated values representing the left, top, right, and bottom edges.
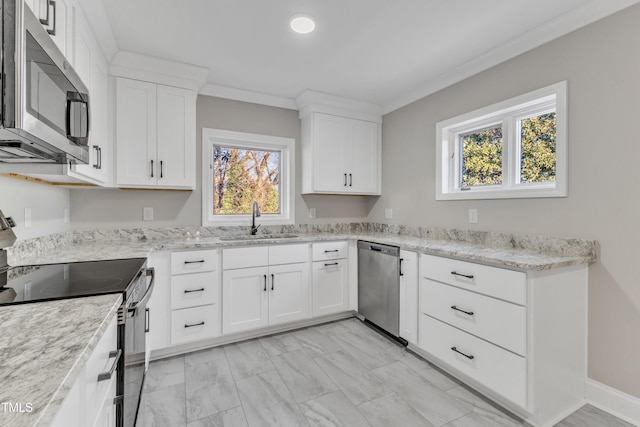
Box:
0, 258, 146, 306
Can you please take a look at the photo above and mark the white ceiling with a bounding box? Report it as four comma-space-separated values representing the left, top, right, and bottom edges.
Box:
99, 0, 639, 113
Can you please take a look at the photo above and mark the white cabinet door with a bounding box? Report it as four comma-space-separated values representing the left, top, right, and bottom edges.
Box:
348, 119, 380, 194
269, 263, 310, 325
147, 252, 171, 353
312, 259, 349, 316
91, 374, 116, 427
222, 266, 269, 334
312, 113, 349, 192
156, 85, 195, 187
72, 4, 92, 88
399, 250, 418, 345
116, 78, 157, 187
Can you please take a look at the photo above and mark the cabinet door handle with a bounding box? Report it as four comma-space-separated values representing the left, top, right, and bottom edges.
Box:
184, 321, 205, 328
97, 350, 122, 381
271, 273, 274, 291
39, 0, 50, 26
184, 288, 205, 294
349, 173, 352, 187
451, 271, 474, 279
451, 346, 474, 360
150, 160, 154, 178
160, 160, 164, 178
93, 146, 99, 168
344, 173, 347, 186
46, 0, 56, 36
451, 305, 474, 316
399, 258, 404, 276
324, 262, 339, 267
98, 147, 102, 170
184, 260, 205, 264
145, 307, 150, 333
263, 274, 267, 292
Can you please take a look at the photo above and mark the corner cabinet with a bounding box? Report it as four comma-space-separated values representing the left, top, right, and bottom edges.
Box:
115, 77, 196, 189
415, 254, 588, 427
301, 112, 381, 195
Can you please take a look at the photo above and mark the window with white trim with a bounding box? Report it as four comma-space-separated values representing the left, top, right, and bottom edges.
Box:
436, 81, 567, 200
202, 128, 295, 226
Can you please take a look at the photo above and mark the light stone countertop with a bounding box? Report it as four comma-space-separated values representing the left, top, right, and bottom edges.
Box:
0, 294, 122, 427
0, 224, 597, 426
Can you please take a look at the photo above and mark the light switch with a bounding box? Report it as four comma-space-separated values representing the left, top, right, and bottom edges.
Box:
385, 208, 393, 219
143, 207, 154, 221
468, 208, 478, 224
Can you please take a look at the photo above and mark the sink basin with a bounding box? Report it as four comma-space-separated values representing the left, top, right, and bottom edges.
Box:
219, 234, 298, 241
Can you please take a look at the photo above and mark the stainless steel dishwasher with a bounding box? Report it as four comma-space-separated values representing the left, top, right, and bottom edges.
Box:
357, 240, 402, 341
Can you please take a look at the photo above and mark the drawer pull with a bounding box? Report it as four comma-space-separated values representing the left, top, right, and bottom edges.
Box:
324, 262, 339, 267
271, 273, 275, 291
324, 249, 339, 253
185, 321, 205, 328
451, 305, 474, 316
184, 288, 205, 294
184, 260, 205, 264
451, 271, 474, 279
451, 346, 475, 360
264, 274, 267, 292
97, 350, 122, 382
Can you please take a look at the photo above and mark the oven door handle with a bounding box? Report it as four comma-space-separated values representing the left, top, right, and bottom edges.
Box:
127, 267, 155, 316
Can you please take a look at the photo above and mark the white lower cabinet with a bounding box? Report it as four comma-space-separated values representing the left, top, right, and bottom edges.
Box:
311, 242, 349, 316
222, 245, 310, 335
51, 315, 118, 427
416, 254, 588, 426
399, 250, 418, 345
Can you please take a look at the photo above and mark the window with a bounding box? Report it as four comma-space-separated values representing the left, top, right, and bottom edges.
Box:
202, 129, 294, 226
436, 81, 567, 200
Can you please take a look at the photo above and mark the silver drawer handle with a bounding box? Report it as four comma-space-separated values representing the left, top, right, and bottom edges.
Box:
451, 305, 474, 316
451, 346, 474, 360
98, 350, 122, 382
184, 288, 205, 294
185, 321, 205, 328
451, 271, 474, 279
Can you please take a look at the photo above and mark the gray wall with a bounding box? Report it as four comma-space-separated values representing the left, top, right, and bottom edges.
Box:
71, 96, 372, 229
369, 5, 640, 397
0, 176, 71, 240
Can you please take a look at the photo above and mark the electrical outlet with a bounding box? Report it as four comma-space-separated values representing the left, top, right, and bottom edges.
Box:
468, 208, 478, 224
385, 208, 393, 219
143, 207, 154, 221
24, 208, 32, 228
309, 208, 316, 219
64, 208, 70, 224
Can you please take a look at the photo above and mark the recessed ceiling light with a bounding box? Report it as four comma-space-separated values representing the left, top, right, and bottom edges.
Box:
290, 14, 316, 34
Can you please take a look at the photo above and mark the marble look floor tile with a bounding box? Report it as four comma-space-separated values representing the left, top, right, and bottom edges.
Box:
340, 318, 374, 335
555, 404, 636, 427
187, 406, 249, 427
271, 349, 338, 403
301, 390, 372, 427
144, 355, 185, 392
236, 370, 309, 427
311, 320, 352, 336
139, 383, 187, 427
292, 328, 342, 358
372, 362, 472, 426
259, 332, 302, 356
185, 346, 227, 367
314, 350, 389, 405
384, 345, 435, 372
333, 331, 397, 370
185, 358, 241, 422
224, 339, 275, 381
358, 392, 435, 427
445, 385, 520, 421
444, 406, 525, 427
415, 366, 460, 391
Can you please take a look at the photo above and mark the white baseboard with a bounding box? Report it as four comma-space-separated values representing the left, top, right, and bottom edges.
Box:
586, 379, 640, 426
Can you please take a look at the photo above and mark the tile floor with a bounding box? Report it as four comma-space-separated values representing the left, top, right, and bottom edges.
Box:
138, 318, 634, 427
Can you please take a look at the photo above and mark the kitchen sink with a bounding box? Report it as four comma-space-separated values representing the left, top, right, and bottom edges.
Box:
218, 234, 299, 241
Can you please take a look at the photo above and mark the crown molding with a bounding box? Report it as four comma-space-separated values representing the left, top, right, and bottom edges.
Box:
199, 84, 298, 110
296, 90, 382, 123
109, 51, 209, 91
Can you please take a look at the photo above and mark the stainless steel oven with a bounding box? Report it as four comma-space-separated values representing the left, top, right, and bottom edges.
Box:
118, 265, 154, 427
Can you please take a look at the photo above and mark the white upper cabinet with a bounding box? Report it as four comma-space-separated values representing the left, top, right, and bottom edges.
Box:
27, 0, 70, 57
115, 77, 196, 189
297, 91, 382, 195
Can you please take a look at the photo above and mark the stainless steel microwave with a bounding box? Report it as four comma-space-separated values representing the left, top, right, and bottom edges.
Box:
0, 0, 90, 164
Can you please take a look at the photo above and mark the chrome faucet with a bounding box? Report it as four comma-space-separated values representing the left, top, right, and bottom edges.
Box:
251, 201, 261, 235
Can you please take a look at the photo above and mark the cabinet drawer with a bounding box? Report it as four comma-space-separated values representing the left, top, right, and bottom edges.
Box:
170, 305, 219, 345
223, 246, 269, 270
420, 315, 526, 407
84, 315, 118, 423
420, 279, 526, 356
420, 254, 526, 305
171, 250, 217, 275
312, 241, 348, 261
171, 271, 218, 310
269, 244, 309, 265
